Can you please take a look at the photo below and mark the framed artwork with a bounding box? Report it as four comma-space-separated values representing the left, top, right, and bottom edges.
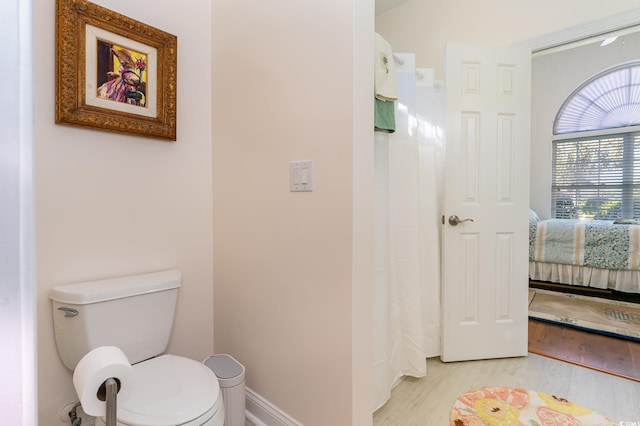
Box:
56, 0, 177, 141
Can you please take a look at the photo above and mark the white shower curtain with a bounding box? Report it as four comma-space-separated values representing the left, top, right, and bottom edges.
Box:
373, 53, 445, 411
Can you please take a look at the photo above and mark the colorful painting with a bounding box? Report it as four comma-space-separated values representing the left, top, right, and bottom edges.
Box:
55, 0, 177, 140
96, 42, 148, 107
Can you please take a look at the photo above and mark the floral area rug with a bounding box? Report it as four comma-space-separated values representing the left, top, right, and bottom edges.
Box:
450, 386, 616, 425
529, 288, 640, 342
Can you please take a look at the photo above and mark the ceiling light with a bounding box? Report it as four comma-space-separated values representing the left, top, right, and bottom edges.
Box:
600, 36, 618, 47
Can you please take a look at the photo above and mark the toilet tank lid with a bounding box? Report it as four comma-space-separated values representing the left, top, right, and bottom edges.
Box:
49, 270, 182, 305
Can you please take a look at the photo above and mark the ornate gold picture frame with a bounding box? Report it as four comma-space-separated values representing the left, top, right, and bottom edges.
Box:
56, 0, 177, 141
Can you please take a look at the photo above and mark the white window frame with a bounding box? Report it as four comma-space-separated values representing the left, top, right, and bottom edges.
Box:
552, 61, 640, 220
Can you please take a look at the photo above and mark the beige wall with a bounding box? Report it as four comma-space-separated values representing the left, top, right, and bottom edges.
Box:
211, 0, 373, 424
35, 0, 214, 423
352, 1, 376, 423
376, 0, 640, 79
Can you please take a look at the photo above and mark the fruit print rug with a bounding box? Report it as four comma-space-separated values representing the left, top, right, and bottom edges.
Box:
450, 386, 616, 425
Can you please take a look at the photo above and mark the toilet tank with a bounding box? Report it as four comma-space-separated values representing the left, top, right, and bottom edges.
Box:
49, 270, 182, 370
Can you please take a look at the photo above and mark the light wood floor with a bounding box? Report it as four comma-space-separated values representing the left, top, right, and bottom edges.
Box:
373, 351, 640, 425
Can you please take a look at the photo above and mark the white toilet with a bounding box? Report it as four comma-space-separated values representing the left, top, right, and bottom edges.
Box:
50, 270, 225, 426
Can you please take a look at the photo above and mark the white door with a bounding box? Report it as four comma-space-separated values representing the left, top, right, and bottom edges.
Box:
441, 43, 531, 362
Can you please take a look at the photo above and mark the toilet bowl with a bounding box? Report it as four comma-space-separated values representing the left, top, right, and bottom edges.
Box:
49, 270, 225, 426
95, 355, 224, 426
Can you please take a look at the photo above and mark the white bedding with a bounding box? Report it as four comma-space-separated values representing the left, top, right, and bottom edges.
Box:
529, 261, 640, 294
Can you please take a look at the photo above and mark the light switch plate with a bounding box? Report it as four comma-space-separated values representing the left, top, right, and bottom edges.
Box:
290, 160, 313, 192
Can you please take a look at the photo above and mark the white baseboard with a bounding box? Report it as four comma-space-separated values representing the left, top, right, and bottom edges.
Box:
244, 387, 302, 426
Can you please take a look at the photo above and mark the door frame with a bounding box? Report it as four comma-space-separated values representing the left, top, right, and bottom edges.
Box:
514, 9, 640, 55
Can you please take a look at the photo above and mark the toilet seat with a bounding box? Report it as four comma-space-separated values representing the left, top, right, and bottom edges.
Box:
115, 354, 222, 426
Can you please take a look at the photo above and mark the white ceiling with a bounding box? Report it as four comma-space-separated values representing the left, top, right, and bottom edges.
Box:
375, 0, 409, 15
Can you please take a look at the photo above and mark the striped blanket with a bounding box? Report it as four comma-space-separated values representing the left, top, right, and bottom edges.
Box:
529, 219, 640, 271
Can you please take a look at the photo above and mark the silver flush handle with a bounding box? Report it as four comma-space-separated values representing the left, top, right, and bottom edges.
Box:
58, 307, 79, 317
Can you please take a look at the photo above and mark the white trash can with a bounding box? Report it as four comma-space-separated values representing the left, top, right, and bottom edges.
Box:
204, 354, 246, 426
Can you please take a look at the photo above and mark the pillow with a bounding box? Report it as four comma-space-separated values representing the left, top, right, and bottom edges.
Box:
614, 219, 640, 225
529, 209, 541, 223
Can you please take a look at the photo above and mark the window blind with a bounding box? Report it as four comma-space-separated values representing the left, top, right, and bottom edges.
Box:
553, 62, 640, 135
552, 132, 640, 219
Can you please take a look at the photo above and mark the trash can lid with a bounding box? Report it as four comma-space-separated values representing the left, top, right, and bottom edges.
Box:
204, 354, 245, 387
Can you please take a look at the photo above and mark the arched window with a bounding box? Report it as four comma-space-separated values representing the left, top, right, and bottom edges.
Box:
554, 61, 640, 135
552, 62, 640, 220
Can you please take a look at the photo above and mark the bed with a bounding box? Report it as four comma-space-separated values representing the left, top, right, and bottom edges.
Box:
529, 211, 640, 294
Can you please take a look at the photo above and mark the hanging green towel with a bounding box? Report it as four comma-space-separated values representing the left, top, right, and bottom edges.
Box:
374, 97, 395, 133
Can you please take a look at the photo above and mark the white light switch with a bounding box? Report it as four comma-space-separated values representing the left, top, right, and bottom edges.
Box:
290, 160, 313, 192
